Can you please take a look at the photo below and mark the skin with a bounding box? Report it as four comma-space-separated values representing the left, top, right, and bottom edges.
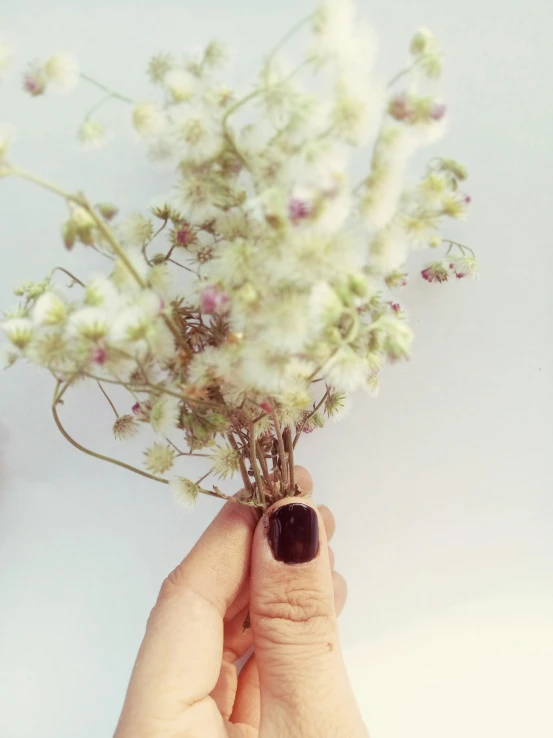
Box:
114, 467, 368, 737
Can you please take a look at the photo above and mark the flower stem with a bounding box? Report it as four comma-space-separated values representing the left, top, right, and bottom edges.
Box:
266, 13, 314, 69
97, 381, 119, 418
52, 382, 169, 485
50, 266, 85, 287
83, 93, 114, 121
387, 59, 421, 88
293, 387, 330, 448
80, 73, 134, 104
228, 433, 254, 496
286, 428, 295, 493
271, 410, 289, 489
249, 423, 265, 507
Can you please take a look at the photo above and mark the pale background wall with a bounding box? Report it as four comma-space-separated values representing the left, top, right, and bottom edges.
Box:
1, 0, 552, 736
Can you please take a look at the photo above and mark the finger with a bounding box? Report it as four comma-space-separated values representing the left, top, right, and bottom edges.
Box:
230, 653, 260, 730
115, 499, 257, 736
333, 570, 348, 616
210, 604, 254, 719
230, 570, 348, 730
249, 498, 366, 737
292, 465, 313, 495
318, 504, 336, 542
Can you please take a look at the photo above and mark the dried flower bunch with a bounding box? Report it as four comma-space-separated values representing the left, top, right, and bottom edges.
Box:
0, 0, 475, 510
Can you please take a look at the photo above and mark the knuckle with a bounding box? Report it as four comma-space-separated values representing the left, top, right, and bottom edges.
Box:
252, 581, 335, 644
156, 566, 184, 606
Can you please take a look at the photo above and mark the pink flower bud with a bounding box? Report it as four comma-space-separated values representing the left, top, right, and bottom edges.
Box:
387, 301, 401, 314
289, 197, 311, 224
421, 261, 449, 283
260, 402, 272, 413
388, 93, 414, 122
175, 223, 195, 247
200, 284, 229, 314
91, 346, 107, 365
132, 402, 141, 415
23, 67, 47, 96
430, 102, 447, 121
464, 194, 472, 204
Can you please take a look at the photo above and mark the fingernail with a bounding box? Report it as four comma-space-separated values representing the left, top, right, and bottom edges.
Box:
267, 503, 319, 564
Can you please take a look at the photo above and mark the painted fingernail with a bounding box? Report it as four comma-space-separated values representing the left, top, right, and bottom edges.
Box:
267, 503, 319, 564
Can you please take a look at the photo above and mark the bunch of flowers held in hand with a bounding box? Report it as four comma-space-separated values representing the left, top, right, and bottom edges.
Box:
0, 0, 476, 510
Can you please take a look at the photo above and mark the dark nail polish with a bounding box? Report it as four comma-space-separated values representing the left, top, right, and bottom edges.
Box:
267, 503, 319, 564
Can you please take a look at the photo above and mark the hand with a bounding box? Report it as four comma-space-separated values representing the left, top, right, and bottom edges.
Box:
114, 468, 367, 737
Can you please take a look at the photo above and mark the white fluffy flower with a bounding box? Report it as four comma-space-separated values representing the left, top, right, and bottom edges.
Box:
164, 68, 196, 102
187, 345, 234, 387
33, 292, 67, 325
119, 214, 154, 246
112, 247, 151, 291
84, 276, 122, 311
370, 224, 409, 273
325, 346, 367, 392
0, 123, 15, 161
313, 0, 356, 62
132, 102, 166, 138
44, 52, 80, 92
170, 477, 200, 509
110, 306, 151, 343
150, 396, 181, 435
2, 318, 34, 349
361, 128, 420, 229
170, 175, 222, 224
78, 119, 109, 149
144, 443, 175, 474
70, 307, 110, 340
169, 104, 223, 163
0, 37, 14, 79
211, 445, 240, 479
308, 282, 343, 331
113, 414, 139, 440
238, 346, 312, 394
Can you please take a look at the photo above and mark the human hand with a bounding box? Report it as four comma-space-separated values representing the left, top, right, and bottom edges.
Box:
114, 468, 367, 737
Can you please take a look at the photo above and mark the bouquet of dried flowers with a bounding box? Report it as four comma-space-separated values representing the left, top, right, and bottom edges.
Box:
0, 0, 475, 511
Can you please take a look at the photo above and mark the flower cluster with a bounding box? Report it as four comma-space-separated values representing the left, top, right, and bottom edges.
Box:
1, 0, 475, 509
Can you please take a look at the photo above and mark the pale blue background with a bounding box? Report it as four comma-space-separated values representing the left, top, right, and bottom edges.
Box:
1, 1, 552, 736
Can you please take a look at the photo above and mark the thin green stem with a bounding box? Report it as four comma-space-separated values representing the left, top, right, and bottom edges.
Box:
195, 471, 211, 486
52, 381, 169, 485
286, 428, 295, 493
293, 387, 330, 448
387, 59, 421, 88
443, 239, 475, 257
97, 381, 119, 418
266, 13, 314, 69
5, 167, 76, 200
50, 266, 85, 287
249, 423, 265, 507
80, 73, 134, 104
142, 220, 168, 265
228, 433, 253, 496
256, 445, 275, 498
84, 93, 113, 121
271, 409, 289, 489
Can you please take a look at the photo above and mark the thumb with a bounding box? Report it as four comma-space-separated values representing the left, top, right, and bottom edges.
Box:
249, 498, 367, 738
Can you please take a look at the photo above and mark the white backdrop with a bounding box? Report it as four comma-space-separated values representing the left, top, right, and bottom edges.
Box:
1, 1, 552, 736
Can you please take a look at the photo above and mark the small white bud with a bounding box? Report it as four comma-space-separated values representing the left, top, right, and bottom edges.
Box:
33, 292, 67, 325
44, 52, 80, 92
3, 318, 34, 349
